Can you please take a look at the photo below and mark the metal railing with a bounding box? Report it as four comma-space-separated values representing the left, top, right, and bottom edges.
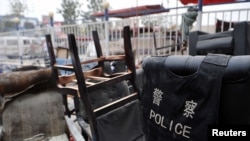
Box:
0, 7, 249, 68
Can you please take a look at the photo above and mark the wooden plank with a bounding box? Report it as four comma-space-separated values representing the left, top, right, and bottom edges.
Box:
59, 75, 76, 85
54, 64, 74, 71
83, 67, 103, 77
80, 57, 105, 65
58, 85, 78, 91
65, 116, 85, 141
87, 76, 110, 81
87, 72, 132, 92
105, 55, 126, 61
85, 81, 96, 86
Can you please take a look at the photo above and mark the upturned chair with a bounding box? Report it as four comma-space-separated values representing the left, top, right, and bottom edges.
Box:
45, 26, 144, 141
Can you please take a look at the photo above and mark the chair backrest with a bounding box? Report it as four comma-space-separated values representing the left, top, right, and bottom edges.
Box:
189, 21, 250, 56
66, 26, 143, 141
189, 30, 234, 55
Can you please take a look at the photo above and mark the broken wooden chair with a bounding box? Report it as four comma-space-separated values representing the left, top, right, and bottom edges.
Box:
45, 26, 144, 141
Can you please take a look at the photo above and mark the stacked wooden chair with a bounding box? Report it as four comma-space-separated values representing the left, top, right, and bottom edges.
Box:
45, 26, 144, 141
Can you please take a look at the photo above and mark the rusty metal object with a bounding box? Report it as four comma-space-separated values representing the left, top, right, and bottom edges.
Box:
0, 68, 52, 96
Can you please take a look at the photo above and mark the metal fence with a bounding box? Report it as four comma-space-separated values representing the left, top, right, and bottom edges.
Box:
0, 7, 249, 68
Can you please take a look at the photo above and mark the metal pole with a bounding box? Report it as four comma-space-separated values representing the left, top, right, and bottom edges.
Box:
15, 22, 19, 31
50, 16, 54, 27
104, 9, 109, 21
49, 12, 54, 27
104, 8, 109, 56
197, 0, 203, 30
175, 0, 179, 54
